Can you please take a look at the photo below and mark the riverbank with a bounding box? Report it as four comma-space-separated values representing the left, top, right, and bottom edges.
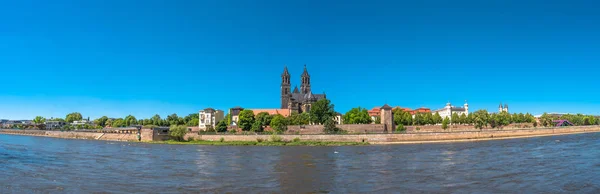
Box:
2, 126, 600, 145
150, 140, 369, 146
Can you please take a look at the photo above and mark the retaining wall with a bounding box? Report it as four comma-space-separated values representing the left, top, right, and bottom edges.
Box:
185, 126, 600, 143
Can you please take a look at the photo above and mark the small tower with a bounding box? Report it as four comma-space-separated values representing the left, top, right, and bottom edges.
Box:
281, 66, 291, 109
498, 103, 503, 113
503, 104, 509, 113
464, 100, 469, 115
300, 64, 311, 94
380, 104, 394, 132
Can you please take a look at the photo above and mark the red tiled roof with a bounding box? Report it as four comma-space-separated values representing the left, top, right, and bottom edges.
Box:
249, 109, 292, 117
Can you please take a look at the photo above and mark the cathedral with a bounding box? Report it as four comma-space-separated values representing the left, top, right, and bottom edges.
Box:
281, 65, 326, 113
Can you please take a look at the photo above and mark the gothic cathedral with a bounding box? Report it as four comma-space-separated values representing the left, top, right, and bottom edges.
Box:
281, 65, 326, 113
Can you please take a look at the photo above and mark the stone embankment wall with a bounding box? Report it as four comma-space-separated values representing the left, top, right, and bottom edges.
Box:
406, 123, 536, 133
286, 124, 384, 134
0, 129, 158, 142
185, 126, 600, 143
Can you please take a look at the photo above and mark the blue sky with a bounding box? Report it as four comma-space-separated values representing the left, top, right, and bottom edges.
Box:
1, 0, 600, 120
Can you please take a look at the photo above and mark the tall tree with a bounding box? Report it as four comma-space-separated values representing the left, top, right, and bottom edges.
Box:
343, 107, 372, 124
238, 110, 255, 131
459, 113, 467, 124
94, 116, 109, 127
451, 113, 459, 125
184, 113, 199, 124
473, 110, 489, 129
255, 112, 273, 126
151, 114, 163, 126
65, 112, 83, 123
288, 112, 310, 125
215, 120, 228, 132
167, 114, 183, 126
32, 116, 46, 124
309, 99, 336, 125
271, 114, 288, 133
442, 117, 450, 130
433, 112, 443, 124
124, 115, 137, 126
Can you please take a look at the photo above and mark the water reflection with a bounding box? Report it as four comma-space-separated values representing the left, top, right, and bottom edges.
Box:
1, 133, 600, 193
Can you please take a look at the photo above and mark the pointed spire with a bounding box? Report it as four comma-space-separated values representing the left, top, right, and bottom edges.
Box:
282, 65, 290, 77
293, 85, 299, 93
301, 64, 309, 77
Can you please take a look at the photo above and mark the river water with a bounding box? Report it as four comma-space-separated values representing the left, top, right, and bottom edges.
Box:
2, 133, 600, 193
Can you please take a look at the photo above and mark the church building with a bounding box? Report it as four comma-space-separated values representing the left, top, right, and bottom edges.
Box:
281, 65, 326, 113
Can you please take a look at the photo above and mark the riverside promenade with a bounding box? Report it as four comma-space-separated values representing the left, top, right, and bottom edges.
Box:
2, 126, 600, 144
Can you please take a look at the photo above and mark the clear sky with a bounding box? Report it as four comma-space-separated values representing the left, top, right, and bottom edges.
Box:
1, 0, 600, 120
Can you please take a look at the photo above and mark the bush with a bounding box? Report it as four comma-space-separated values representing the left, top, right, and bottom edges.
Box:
205, 125, 216, 132
442, 117, 450, 130
416, 127, 421, 131
293, 137, 300, 142
395, 124, 406, 132
256, 138, 264, 142
219, 137, 224, 142
187, 137, 195, 141
323, 119, 341, 134
270, 134, 283, 142
169, 125, 188, 141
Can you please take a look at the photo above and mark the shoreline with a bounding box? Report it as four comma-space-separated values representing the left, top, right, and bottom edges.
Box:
1, 126, 600, 146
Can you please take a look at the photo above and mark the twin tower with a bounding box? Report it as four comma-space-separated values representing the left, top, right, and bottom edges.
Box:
280, 65, 325, 111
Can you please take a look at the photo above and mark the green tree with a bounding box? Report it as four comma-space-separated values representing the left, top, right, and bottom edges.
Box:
343, 107, 372, 124
152, 114, 163, 126
540, 113, 554, 127
442, 117, 450, 130
414, 113, 424, 125
497, 111, 511, 128
251, 121, 264, 132
288, 112, 310, 125
105, 119, 114, 127
433, 112, 443, 124
459, 113, 467, 124
451, 113, 459, 125
395, 124, 406, 132
65, 112, 83, 123
375, 116, 381, 124
124, 115, 137, 126
112, 119, 126, 127
323, 119, 340, 134
33, 116, 46, 124
238, 110, 255, 131
473, 110, 489, 129
215, 120, 228, 132
184, 113, 199, 124
270, 114, 288, 133
94, 116, 109, 127
224, 113, 231, 125
309, 99, 336, 125
255, 112, 273, 126
169, 125, 188, 141
167, 114, 184, 126
466, 113, 474, 125
187, 118, 199, 127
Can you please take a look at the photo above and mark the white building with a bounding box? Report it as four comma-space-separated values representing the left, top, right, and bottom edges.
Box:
432, 101, 469, 120
499, 103, 509, 113
45, 120, 67, 130
199, 108, 224, 130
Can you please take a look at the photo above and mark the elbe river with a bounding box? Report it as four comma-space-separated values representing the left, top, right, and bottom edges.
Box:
2, 133, 600, 193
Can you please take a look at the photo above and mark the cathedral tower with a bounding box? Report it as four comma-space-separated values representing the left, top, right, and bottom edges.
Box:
281, 66, 291, 109
300, 64, 311, 94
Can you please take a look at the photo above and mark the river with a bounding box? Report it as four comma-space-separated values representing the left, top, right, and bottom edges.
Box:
1, 133, 600, 193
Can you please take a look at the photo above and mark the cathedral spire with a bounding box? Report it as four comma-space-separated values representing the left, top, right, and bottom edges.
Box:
300, 64, 311, 94
282, 65, 290, 77
301, 64, 309, 77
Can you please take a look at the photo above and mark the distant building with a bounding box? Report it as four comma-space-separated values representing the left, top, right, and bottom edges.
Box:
229, 106, 244, 126
432, 101, 469, 120
71, 118, 93, 126
499, 103, 509, 113
45, 120, 67, 130
199, 108, 224, 130
368, 106, 432, 122
250, 109, 292, 117
334, 112, 343, 125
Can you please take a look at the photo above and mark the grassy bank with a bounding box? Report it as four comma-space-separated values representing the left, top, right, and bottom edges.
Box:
150, 140, 369, 146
